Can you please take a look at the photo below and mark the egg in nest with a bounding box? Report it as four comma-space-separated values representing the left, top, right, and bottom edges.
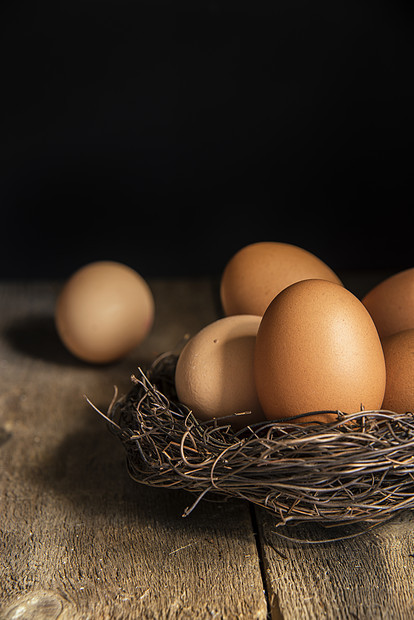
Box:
175, 315, 265, 428
381, 329, 414, 414
220, 241, 342, 317
362, 267, 414, 339
254, 279, 386, 423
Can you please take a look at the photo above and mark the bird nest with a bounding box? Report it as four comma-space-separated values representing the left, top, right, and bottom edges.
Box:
101, 353, 414, 532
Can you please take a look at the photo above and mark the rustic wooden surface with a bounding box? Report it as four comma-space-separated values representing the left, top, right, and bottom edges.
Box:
1, 275, 414, 619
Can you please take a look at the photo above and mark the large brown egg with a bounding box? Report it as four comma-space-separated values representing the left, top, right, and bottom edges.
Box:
175, 315, 265, 428
381, 329, 414, 414
55, 261, 154, 363
254, 279, 386, 423
220, 241, 342, 317
362, 268, 414, 339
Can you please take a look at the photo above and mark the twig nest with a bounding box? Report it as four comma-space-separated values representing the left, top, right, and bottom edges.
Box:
106, 353, 414, 529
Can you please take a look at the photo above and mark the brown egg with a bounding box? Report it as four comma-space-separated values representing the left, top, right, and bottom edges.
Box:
381, 329, 414, 413
55, 261, 154, 363
254, 279, 386, 423
362, 268, 414, 339
220, 241, 342, 317
175, 315, 265, 428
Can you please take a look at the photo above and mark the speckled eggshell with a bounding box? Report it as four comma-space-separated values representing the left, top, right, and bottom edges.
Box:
254, 279, 386, 423
220, 241, 342, 317
55, 261, 154, 364
174, 315, 265, 428
381, 329, 414, 414
362, 268, 414, 339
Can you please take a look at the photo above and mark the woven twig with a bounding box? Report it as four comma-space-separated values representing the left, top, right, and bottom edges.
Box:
104, 353, 414, 529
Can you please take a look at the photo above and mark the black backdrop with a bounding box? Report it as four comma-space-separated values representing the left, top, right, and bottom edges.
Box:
1, 0, 413, 279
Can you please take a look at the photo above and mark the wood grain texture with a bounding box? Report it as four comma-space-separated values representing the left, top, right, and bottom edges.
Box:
256, 490, 414, 619
0, 280, 267, 619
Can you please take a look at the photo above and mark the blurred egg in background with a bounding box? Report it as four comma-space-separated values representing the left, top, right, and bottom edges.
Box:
55, 261, 154, 363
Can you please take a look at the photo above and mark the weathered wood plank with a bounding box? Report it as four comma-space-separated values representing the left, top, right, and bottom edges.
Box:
0, 280, 267, 619
256, 508, 414, 619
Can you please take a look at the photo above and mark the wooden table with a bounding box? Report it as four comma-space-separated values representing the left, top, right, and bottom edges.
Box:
1, 276, 414, 619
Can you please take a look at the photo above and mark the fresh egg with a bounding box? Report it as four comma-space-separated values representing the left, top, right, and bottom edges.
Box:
381, 329, 414, 413
175, 315, 265, 428
220, 241, 342, 317
362, 267, 414, 339
254, 279, 386, 423
55, 261, 154, 363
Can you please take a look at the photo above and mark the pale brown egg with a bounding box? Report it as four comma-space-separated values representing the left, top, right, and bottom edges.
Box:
361, 268, 414, 339
220, 241, 342, 317
381, 329, 414, 414
254, 279, 386, 423
55, 261, 154, 363
175, 315, 265, 428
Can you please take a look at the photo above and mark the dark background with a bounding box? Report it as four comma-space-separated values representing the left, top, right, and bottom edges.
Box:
1, 0, 413, 280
